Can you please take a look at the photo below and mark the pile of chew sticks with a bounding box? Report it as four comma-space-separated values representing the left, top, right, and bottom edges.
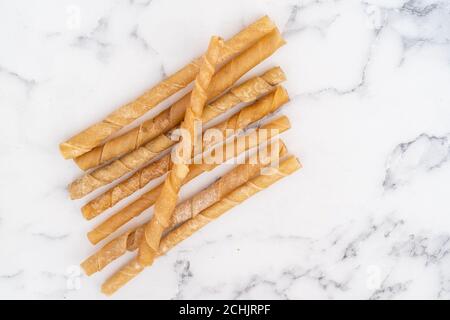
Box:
60, 16, 301, 295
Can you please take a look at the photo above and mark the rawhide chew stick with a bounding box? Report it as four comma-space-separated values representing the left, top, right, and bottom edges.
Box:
136, 36, 224, 268
59, 16, 276, 159
68, 30, 286, 199
75, 66, 286, 171
83, 115, 290, 223
85, 112, 289, 245
159, 156, 302, 253
99, 156, 302, 295
168, 140, 287, 228
80, 67, 286, 218
81, 139, 288, 275
81, 226, 141, 276
87, 129, 290, 244
69, 84, 289, 200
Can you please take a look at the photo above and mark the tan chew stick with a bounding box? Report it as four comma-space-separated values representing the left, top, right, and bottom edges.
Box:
81, 226, 142, 276
136, 36, 224, 268
160, 157, 302, 254
74, 66, 286, 171
99, 156, 302, 295
82, 116, 290, 223
87, 126, 290, 244
68, 30, 286, 199
81, 141, 290, 275
168, 140, 287, 228
59, 16, 276, 159
80, 79, 287, 219
69, 83, 289, 200
86, 113, 289, 247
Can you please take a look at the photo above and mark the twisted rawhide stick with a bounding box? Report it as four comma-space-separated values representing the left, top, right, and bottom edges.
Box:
136, 36, 223, 269
74, 66, 286, 171
99, 156, 301, 295
69, 83, 288, 200
59, 16, 276, 159
81, 140, 288, 275
82, 114, 290, 222
87, 123, 290, 244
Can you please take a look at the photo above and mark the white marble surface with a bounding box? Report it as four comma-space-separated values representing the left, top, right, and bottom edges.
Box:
0, 0, 449, 300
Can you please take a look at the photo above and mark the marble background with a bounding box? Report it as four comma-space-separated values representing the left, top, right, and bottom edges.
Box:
0, 0, 449, 299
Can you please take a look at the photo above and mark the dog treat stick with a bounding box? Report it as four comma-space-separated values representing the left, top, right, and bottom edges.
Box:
68, 30, 286, 199
136, 35, 224, 268
81, 140, 289, 275
168, 140, 287, 227
85, 113, 289, 245
80, 68, 286, 217
99, 156, 301, 295
87, 126, 290, 244
69, 83, 288, 200
59, 16, 276, 159
82, 116, 289, 222
81, 226, 142, 276
160, 157, 301, 254
75, 67, 286, 171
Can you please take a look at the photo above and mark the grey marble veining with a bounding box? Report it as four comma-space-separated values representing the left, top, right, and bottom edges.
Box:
0, 0, 449, 299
